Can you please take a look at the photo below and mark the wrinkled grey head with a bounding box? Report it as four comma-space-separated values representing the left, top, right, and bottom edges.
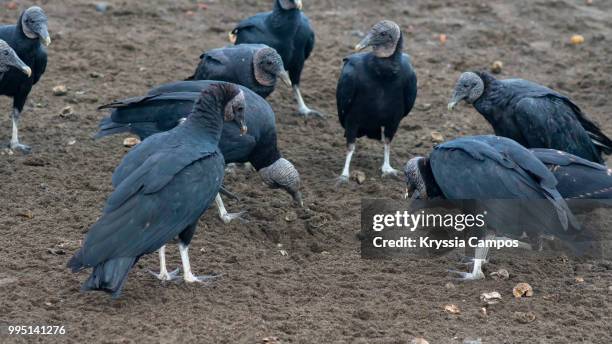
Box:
223, 89, 248, 135
404, 157, 427, 199
0, 40, 31, 77
259, 158, 303, 207
447, 72, 484, 111
355, 20, 401, 58
21, 6, 51, 46
253, 47, 291, 87
278, 0, 303, 10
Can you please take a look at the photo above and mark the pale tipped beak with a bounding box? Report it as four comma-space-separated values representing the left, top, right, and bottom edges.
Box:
42, 35, 51, 46
295, 0, 303, 10
239, 121, 248, 136
355, 34, 371, 51
22, 66, 32, 77
279, 71, 292, 87
447, 101, 458, 111
293, 191, 304, 208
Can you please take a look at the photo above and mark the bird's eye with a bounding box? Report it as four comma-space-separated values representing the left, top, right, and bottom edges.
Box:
2, 51, 8, 56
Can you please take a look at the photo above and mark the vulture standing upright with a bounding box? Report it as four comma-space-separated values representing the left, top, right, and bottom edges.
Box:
336, 20, 417, 181
0, 6, 50, 153
230, 0, 321, 117
68, 83, 247, 297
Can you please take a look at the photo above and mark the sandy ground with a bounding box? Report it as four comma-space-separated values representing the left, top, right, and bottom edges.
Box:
1, 0, 611, 343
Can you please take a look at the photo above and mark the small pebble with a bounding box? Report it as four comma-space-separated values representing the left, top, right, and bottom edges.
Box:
60, 106, 74, 117
411, 338, 429, 344
570, 34, 585, 45
480, 291, 502, 305
52, 85, 68, 96
513, 282, 533, 298
513, 311, 536, 324
491, 60, 503, 74
444, 304, 460, 314
123, 137, 141, 147
431, 131, 444, 143
490, 269, 509, 280
351, 170, 366, 184
95, 2, 109, 13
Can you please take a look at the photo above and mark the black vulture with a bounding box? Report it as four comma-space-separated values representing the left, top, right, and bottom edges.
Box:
532, 148, 612, 209
336, 20, 417, 182
96, 80, 303, 224
229, 0, 321, 117
404, 135, 588, 280
68, 83, 247, 298
0, 6, 50, 153
0, 39, 31, 81
448, 71, 612, 164
187, 44, 291, 99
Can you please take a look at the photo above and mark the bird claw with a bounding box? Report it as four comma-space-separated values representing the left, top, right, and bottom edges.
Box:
447, 269, 485, 281
220, 211, 248, 224
147, 268, 180, 281
381, 167, 401, 179
335, 175, 350, 187
9, 142, 31, 154
184, 273, 222, 284
298, 108, 325, 119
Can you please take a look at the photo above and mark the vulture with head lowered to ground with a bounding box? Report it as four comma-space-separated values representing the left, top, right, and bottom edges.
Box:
404, 135, 591, 280
96, 80, 303, 224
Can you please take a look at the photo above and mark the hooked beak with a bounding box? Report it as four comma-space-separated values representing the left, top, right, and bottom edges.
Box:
295, 0, 303, 10
278, 71, 292, 87
447, 92, 465, 112
239, 120, 248, 136
293, 191, 304, 208
8, 52, 31, 77
22, 66, 32, 77
354, 34, 372, 51
403, 184, 420, 201
38, 26, 51, 46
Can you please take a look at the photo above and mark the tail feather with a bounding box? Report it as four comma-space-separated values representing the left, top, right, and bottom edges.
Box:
94, 116, 131, 140
81, 257, 137, 299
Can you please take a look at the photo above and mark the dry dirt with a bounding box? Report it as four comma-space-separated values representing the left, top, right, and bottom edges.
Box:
1, 0, 611, 343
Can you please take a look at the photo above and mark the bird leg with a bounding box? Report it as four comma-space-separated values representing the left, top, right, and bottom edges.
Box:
293, 85, 324, 118
178, 242, 220, 283
448, 233, 494, 280
337, 143, 355, 184
381, 136, 400, 177
147, 245, 180, 281
9, 108, 31, 154
215, 193, 247, 224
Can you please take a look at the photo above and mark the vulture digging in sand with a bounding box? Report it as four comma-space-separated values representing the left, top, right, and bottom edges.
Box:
404, 135, 590, 280
68, 83, 247, 297
448, 71, 612, 164
336, 20, 417, 182
96, 80, 303, 224
0, 6, 50, 153
229, 0, 322, 117
187, 44, 291, 99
